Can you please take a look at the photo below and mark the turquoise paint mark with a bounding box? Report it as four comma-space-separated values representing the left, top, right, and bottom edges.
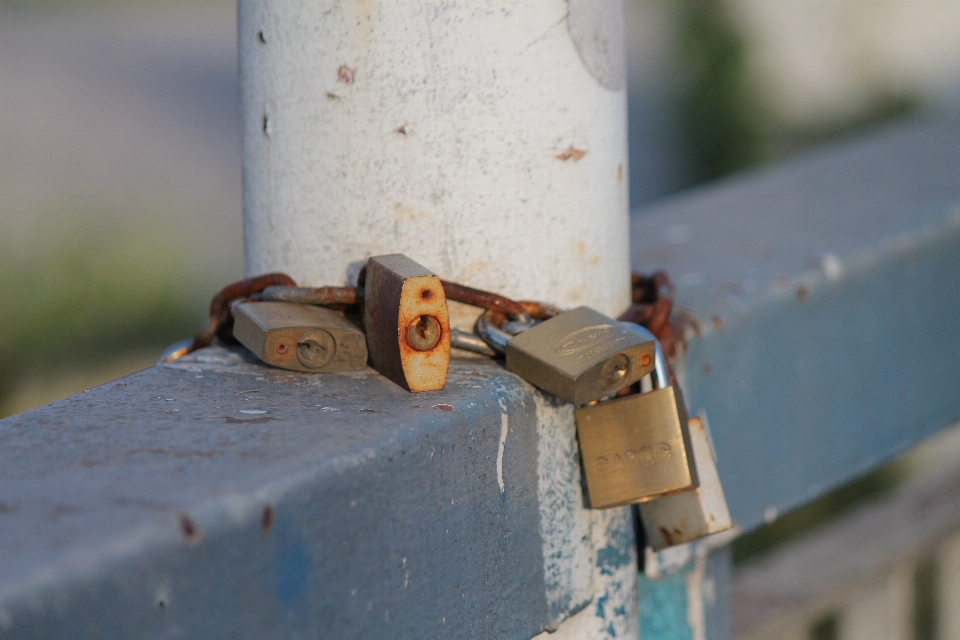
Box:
639, 569, 692, 640
596, 593, 609, 618
596, 518, 633, 576
272, 523, 311, 608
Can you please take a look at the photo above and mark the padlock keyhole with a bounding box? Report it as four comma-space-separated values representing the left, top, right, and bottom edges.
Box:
296, 329, 337, 369
406, 315, 442, 351
601, 353, 631, 391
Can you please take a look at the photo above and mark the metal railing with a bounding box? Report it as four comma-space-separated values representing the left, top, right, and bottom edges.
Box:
1, 115, 959, 639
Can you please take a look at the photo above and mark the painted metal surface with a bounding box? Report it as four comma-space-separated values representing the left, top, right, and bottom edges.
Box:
0, 348, 634, 638
632, 114, 960, 534
2, 115, 959, 638
238, 0, 631, 323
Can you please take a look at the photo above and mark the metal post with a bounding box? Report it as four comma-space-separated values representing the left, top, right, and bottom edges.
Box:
237, 2, 634, 637
238, 0, 630, 320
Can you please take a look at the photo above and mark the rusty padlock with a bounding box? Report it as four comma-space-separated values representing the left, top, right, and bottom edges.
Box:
363, 254, 450, 392
575, 331, 698, 509
232, 301, 367, 372
639, 414, 732, 550
476, 306, 657, 405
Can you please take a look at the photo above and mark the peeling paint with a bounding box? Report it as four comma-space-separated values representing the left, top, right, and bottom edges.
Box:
496, 397, 509, 495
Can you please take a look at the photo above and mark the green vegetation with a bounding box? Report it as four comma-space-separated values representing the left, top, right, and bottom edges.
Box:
732, 460, 907, 566
0, 220, 209, 416
669, 0, 919, 190
674, 0, 765, 185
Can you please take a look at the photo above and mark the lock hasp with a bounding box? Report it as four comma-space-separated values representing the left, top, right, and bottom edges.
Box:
506, 306, 656, 405
576, 387, 697, 509
364, 254, 450, 392
232, 302, 368, 373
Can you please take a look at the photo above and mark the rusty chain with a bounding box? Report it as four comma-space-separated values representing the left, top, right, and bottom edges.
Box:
162, 269, 681, 363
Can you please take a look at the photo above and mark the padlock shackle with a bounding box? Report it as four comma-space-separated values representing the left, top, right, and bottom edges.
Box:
475, 310, 511, 354
621, 322, 669, 390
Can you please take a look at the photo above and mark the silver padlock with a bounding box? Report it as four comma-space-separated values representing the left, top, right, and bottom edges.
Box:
232, 301, 368, 372
475, 306, 657, 405
639, 412, 732, 550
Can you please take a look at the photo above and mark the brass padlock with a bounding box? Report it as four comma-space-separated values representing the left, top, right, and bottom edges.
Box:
575, 335, 698, 509
476, 306, 657, 405
232, 301, 368, 372
363, 254, 450, 392
640, 414, 732, 550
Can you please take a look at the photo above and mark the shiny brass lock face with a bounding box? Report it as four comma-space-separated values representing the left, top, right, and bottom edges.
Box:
504, 306, 656, 405
363, 254, 450, 392
232, 302, 368, 372
575, 335, 698, 509
576, 385, 698, 509
639, 415, 732, 550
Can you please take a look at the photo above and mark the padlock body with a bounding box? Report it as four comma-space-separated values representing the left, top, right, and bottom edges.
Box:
576, 386, 697, 509
640, 417, 732, 550
233, 302, 368, 373
506, 306, 656, 405
363, 254, 450, 392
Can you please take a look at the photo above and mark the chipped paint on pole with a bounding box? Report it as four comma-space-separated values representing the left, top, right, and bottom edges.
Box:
238, 0, 631, 321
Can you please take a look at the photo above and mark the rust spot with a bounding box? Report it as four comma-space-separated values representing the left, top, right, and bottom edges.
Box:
337, 65, 355, 84
277, 343, 288, 354
711, 315, 724, 329
261, 505, 274, 532
796, 284, 810, 301
702, 362, 712, 375
659, 526, 675, 547
395, 124, 407, 135
326, 92, 341, 100
640, 354, 652, 368
179, 513, 201, 543
556, 147, 587, 161
359, 408, 384, 413
420, 289, 433, 300
433, 404, 455, 413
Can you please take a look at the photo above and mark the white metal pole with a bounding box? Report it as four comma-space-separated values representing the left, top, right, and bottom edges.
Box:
238, 2, 635, 637
238, 0, 630, 321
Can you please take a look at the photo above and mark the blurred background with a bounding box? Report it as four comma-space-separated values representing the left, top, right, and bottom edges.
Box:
4, 0, 960, 418
2, 0, 960, 637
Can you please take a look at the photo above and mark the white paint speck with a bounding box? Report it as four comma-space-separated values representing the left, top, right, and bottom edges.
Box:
239, 409, 267, 415
764, 506, 778, 523
822, 253, 843, 280
496, 397, 509, 494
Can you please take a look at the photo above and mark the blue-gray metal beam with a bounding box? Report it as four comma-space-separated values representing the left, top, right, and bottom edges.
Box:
0, 351, 634, 638
632, 114, 960, 533
2, 115, 960, 638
